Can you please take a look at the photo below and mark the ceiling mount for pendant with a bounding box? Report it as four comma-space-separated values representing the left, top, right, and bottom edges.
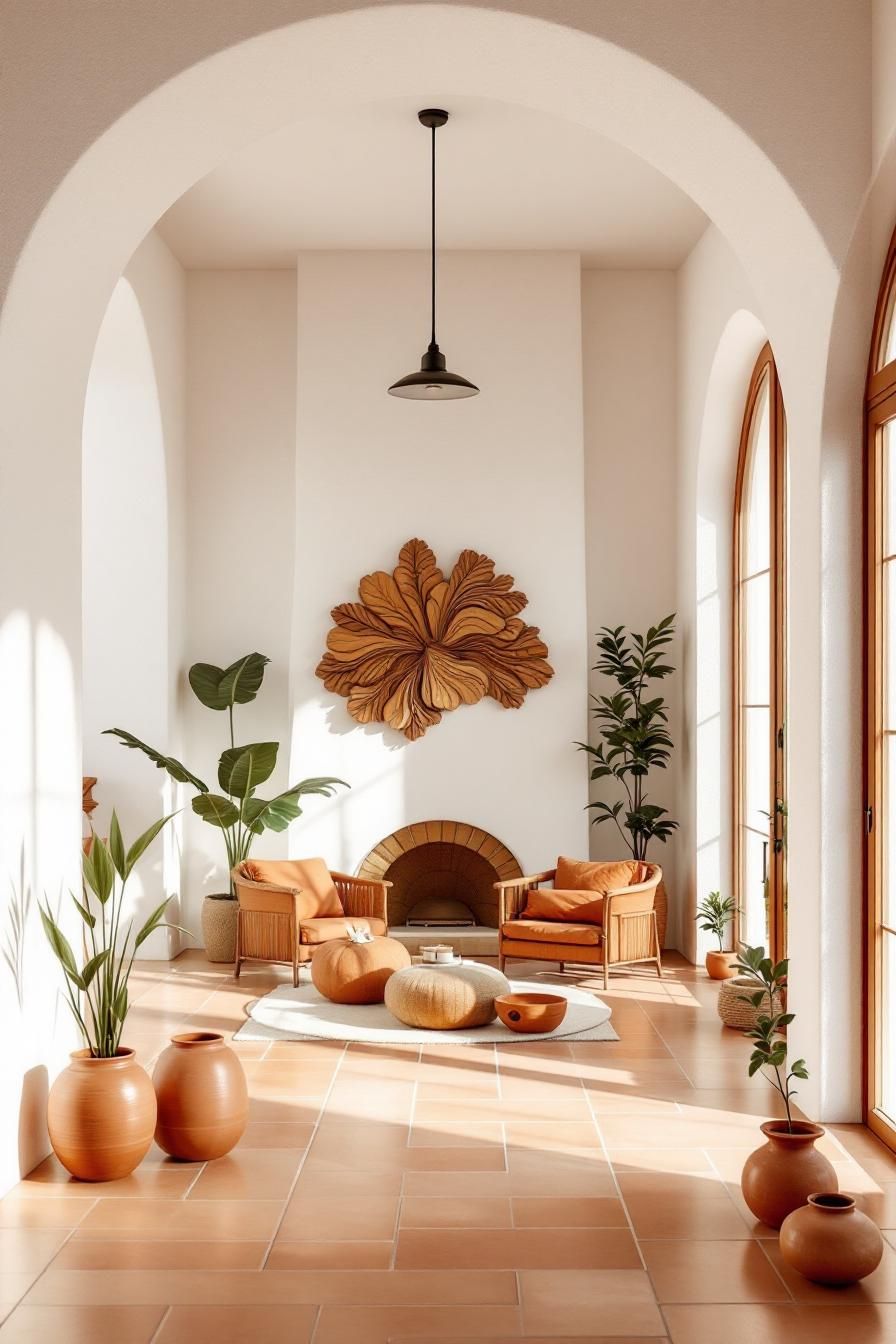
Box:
388, 108, 479, 400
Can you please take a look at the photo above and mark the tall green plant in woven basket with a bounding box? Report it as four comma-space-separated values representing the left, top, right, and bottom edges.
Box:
106, 653, 348, 897
578, 615, 678, 861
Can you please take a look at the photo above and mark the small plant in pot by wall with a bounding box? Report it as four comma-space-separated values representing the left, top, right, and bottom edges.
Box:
695, 891, 740, 979
106, 653, 348, 963
578, 615, 678, 946
735, 945, 837, 1228
41, 812, 185, 1181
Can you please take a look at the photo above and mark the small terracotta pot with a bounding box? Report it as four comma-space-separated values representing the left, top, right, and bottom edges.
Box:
705, 949, 739, 980
47, 1048, 156, 1182
780, 1192, 883, 1285
153, 1031, 248, 1161
741, 1120, 838, 1228
201, 895, 238, 963
495, 992, 567, 1034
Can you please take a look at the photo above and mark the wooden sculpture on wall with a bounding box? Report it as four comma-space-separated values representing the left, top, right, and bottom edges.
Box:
316, 538, 553, 740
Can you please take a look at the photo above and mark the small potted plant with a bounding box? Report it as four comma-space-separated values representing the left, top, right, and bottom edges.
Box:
735, 945, 837, 1228
107, 653, 347, 962
695, 891, 739, 979
41, 812, 186, 1180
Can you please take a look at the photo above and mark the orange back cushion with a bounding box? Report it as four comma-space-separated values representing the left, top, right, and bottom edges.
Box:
522, 888, 605, 924
239, 858, 343, 919
554, 856, 642, 892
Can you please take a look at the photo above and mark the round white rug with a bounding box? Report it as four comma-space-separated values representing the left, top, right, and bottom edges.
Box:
237, 976, 616, 1044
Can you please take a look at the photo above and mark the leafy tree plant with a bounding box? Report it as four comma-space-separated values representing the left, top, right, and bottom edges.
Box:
695, 891, 739, 951
40, 813, 185, 1057
106, 653, 347, 897
736, 944, 808, 1132
578, 615, 678, 861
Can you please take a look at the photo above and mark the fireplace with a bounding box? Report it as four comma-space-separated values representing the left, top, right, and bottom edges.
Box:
356, 822, 522, 949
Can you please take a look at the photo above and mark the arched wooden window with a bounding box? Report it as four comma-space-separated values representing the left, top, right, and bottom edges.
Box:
865, 225, 896, 1150
733, 344, 787, 961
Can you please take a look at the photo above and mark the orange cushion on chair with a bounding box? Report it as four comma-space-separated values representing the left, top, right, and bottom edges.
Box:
299, 916, 386, 945
239, 858, 343, 919
501, 919, 603, 947
554, 856, 641, 892
522, 888, 605, 924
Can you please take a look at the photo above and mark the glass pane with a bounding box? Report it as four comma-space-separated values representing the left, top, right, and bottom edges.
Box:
741, 826, 770, 949
886, 736, 896, 930
743, 373, 771, 576
882, 931, 896, 1122
881, 281, 896, 371
886, 421, 896, 558
743, 706, 770, 834
742, 572, 770, 705
886, 563, 896, 728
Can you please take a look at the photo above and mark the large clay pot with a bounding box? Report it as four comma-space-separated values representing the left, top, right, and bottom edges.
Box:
48, 1048, 156, 1181
741, 1120, 838, 1228
705, 950, 739, 980
311, 936, 411, 1004
780, 1193, 883, 1284
202, 894, 238, 963
153, 1031, 248, 1161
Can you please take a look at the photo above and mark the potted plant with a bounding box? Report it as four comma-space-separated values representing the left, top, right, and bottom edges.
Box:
578, 615, 678, 945
106, 653, 347, 962
40, 812, 184, 1180
695, 891, 739, 979
735, 944, 837, 1227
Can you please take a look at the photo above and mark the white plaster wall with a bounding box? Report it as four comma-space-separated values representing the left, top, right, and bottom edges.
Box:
82, 230, 186, 959
289, 251, 589, 876
580, 271, 682, 944
181, 271, 297, 938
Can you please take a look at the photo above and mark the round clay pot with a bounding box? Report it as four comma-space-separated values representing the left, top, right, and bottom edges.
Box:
201, 894, 238, 963
705, 950, 739, 980
741, 1120, 838, 1228
47, 1048, 156, 1181
153, 1031, 248, 1161
311, 936, 411, 1004
780, 1193, 883, 1285
495, 992, 568, 1034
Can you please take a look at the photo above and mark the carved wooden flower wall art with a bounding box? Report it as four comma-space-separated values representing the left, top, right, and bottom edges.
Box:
316, 539, 554, 740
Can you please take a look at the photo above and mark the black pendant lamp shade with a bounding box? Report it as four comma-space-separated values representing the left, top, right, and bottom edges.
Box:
388, 109, 479, 400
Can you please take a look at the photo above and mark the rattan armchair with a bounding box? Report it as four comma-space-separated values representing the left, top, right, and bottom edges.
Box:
496, 863, 663, 989
232, 859, 391, 985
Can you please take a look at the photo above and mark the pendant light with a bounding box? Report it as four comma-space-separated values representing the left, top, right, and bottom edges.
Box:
388, 109, 479, 400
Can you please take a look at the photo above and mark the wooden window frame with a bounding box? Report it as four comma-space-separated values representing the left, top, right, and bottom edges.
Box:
733, 342, 787, 962
865, 223, 896, 1152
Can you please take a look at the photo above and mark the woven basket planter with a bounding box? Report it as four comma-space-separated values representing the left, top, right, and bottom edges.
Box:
717, 975, 783, 1031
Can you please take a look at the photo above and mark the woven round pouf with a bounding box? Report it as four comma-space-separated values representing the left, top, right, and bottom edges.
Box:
311, 936, 411, 1005
717, 975, 783, 1031
384, 962, 511, 1030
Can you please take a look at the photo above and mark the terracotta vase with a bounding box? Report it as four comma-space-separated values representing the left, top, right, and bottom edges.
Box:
780, 1193, 883, 1284
201, 895, 238, 963
47, 1048, 156, 1181
705, 949, 739, 980
153, 1031, 248, 1161
741, 1120, 838, 1228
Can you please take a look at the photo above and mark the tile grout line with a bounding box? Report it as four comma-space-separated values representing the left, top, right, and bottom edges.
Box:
147, 1303, 172, 1343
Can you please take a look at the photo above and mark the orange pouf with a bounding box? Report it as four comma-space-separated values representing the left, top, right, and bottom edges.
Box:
311, 936, 411, 1004
153, 1032, 248, 1161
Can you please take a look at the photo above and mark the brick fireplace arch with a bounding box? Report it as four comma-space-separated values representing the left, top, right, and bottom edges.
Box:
356, 821, 523, 929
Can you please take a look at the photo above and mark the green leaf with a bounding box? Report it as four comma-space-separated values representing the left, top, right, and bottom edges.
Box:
71, 892, 96, 930
243, 777, 348, 835
90, 837, 116, 905
125, 812, 177, 877
135, 896, 173, 950
108, 811, 126, 878
189, 653, 270, 711
112, 984, 128, 1024
217, 742, 278, 799
192, 794, 241, 829
39, 905, 84, 989
104, 729, 208, 793
81, 948, 111, 988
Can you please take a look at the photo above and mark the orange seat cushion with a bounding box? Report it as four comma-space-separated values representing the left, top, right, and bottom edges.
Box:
554, 856, 641, 893
522, 888, 605, 924
239, 858, 343, 919
501, 919, 603, 947
300, 916, 387, 945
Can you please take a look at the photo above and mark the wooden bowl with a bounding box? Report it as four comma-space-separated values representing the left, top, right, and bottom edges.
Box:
495, 992, 567, 1034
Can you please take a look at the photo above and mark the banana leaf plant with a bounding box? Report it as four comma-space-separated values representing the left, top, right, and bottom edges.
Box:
105, 653, 347, 896
578, 615, 678, 862
40, 812, 186, 1057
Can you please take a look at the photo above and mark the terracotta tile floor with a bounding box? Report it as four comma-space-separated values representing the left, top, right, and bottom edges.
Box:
2, 949, 896, 1342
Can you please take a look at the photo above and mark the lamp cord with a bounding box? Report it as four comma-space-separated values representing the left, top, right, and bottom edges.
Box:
430, 122, 436, 349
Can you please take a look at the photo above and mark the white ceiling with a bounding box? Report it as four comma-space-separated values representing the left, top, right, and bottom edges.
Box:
158, 98, 707, 270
